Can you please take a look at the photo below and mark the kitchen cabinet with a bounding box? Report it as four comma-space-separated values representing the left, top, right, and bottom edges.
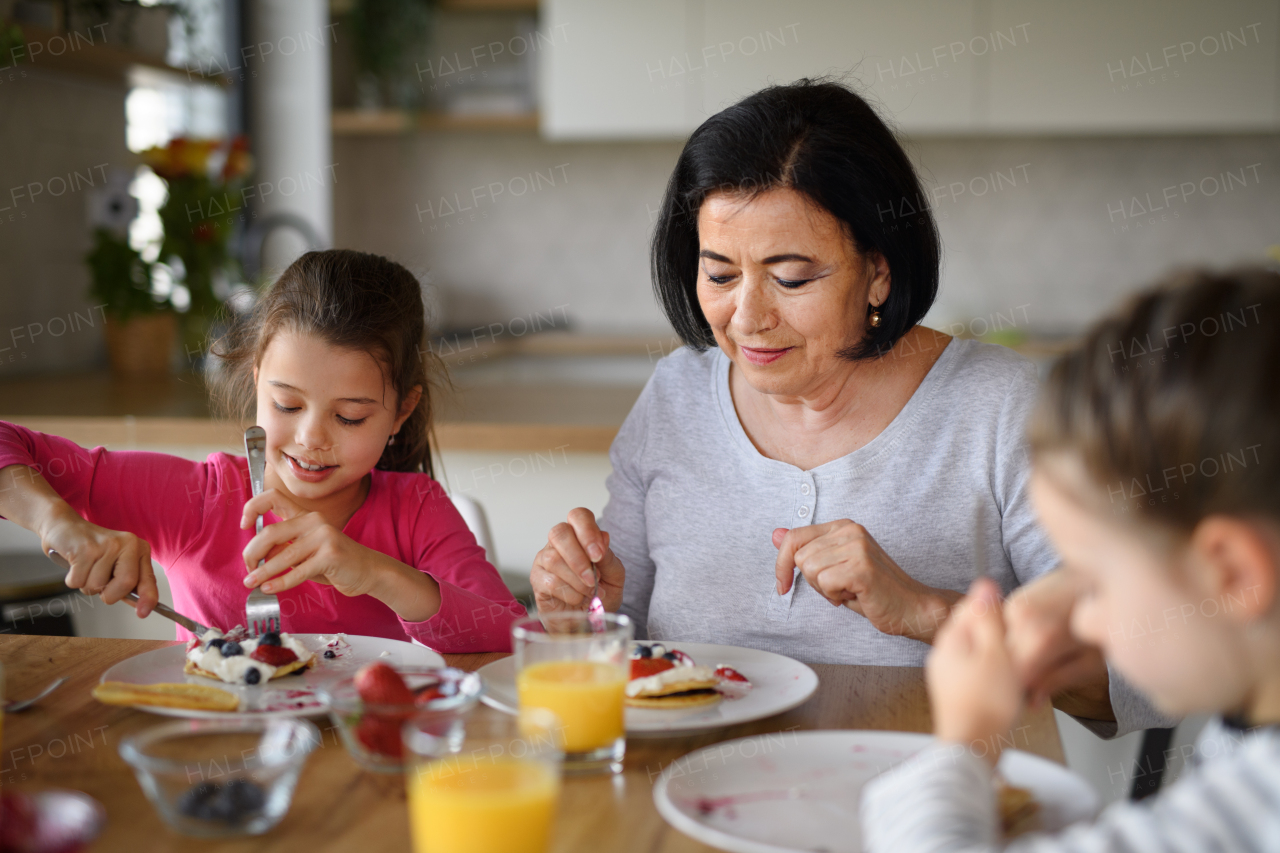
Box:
985, 0, 1280, 133
539, 0, 692, 138
540, 0, 1280, 138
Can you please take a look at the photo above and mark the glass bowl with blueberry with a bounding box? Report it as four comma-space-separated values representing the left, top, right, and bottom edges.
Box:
320, 665, 481, 773
119, 717, 319, 838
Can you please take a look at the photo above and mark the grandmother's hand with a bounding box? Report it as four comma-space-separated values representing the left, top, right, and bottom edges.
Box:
773, 521, 960, 643
531, 508, 625, 614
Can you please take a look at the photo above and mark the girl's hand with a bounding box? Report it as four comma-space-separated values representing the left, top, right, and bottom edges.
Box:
240, 488, 379, 597
773, 522, 960, 642
531, 507, 625, 614
1005, 570, 1114, 719
927, 578, 1023, 765
41, 506, 159, 616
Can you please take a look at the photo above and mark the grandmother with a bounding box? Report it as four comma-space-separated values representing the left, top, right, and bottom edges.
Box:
530, 80, 1165, 734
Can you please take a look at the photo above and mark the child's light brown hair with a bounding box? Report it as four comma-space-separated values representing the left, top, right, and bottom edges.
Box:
208, 249, 447, 478
1029, 267, 1279, 528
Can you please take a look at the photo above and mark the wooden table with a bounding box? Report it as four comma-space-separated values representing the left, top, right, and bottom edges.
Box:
0, 636, 1063, 852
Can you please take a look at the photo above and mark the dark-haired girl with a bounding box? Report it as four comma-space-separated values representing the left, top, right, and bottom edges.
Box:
0, 249, 526, 652
530, 79, 1164, 736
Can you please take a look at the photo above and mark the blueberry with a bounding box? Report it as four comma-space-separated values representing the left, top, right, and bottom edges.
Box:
180, 778, 265, 825
636, 645, 653, 659
323, 649, 336, 659
177, 781, 220, 819
220, 641, 243, 657
244, 668, 261, 685
206, 638, 226, 652
223, 778, 266, 815
258, 632, 282, 647
662, 651, 678, 662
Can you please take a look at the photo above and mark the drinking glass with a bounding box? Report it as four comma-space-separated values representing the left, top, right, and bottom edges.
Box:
405, 707, 562, 853
512, 612, 632, 773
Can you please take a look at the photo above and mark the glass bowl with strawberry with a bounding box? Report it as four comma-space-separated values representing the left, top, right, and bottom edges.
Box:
320, 664, 481, 773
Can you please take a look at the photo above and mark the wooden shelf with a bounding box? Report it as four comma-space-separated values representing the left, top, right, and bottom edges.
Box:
439, 0, 539, 10
332, 109, 539, 135
10, 24, 227, 87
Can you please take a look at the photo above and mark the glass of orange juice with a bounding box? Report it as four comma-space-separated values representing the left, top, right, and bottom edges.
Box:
405, 708, 562, 853
513, 612, 632, 773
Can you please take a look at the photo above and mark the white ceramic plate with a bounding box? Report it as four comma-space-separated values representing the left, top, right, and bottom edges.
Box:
99, 634, 445, 719
478, 642, 819, 737
653, 730, 1100, 853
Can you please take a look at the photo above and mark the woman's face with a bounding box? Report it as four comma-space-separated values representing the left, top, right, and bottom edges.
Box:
696, 187, 890, 398
253, 330, 418, 504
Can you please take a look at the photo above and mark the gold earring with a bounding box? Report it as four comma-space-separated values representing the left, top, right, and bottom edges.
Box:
869, 307, 883, 328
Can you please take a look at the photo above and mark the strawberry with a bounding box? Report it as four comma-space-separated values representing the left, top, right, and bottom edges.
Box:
630, 658, 675, 680
250, 645, 298, 667
714, 665, 749, 683
354, 662, 414, 706
0, 792, 37, 851
354, 714, 403, 759
666, 648, 695, 666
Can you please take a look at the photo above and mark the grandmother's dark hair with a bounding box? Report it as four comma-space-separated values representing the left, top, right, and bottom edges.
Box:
1029, 267, 1279, 529
208, 249, 446, 478
651, 78, 940, 359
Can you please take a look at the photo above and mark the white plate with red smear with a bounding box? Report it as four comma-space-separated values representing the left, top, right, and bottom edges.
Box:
478, 641, 819, 737
654, 730, 1099, 853
99, 634, 445, 719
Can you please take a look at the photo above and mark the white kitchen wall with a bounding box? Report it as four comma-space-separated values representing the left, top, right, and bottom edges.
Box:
334, 130, 1278, 337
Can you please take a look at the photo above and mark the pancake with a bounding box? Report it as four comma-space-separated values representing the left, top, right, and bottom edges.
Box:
93, 681, 240, 712
183, 655, 314, 681
627, 689, 722, 709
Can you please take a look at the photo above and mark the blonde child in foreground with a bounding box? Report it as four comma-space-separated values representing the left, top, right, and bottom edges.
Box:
862, 267, 1280, 851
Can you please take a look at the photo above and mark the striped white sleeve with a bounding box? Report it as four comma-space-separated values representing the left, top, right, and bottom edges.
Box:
860, 733, 1280, 853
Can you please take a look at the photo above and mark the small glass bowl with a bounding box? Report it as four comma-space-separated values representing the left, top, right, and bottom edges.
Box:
320, 666, 481, 773
119, 717, 319, 838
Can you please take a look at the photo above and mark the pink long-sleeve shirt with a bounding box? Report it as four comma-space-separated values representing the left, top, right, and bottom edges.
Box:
0, 422, 525, 653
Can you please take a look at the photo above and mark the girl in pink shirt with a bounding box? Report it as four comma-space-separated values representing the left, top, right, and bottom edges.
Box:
0, 249, 525, 652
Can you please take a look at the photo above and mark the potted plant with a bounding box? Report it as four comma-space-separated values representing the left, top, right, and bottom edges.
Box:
346, 0, 434, 109
85, 168, 177, 377
140, 136, 252, 366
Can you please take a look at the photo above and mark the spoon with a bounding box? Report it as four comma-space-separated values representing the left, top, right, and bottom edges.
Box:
4, 677, 67, 713
587, 562, 606, 631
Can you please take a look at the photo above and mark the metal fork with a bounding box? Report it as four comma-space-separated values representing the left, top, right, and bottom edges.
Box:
244, 426, 281, 637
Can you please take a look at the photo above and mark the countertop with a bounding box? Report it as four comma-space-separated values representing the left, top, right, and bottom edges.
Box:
0, 333, 664, 453
0, 331, 1076, 454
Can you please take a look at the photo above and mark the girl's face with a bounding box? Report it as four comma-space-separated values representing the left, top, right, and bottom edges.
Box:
253, 331, 419, 504
695, 187, 890, 399
1030, 459, 1254, 717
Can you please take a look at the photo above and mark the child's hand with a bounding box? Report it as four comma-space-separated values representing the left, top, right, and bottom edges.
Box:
240, 488, 380, 598
1004, 570, 1111, 713
926, 578, 1023, 765
41, 508, 159, 616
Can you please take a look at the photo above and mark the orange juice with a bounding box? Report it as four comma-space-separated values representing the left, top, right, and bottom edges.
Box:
408, 757, 559, 853
516, 660, 626, 753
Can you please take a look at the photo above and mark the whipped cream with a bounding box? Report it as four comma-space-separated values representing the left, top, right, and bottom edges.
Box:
626, 664, 717, 698
185, 628, 313, 685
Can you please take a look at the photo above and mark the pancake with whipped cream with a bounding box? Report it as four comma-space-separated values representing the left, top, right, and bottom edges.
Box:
184, 627, 315, 686
626, 642, 721, 708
